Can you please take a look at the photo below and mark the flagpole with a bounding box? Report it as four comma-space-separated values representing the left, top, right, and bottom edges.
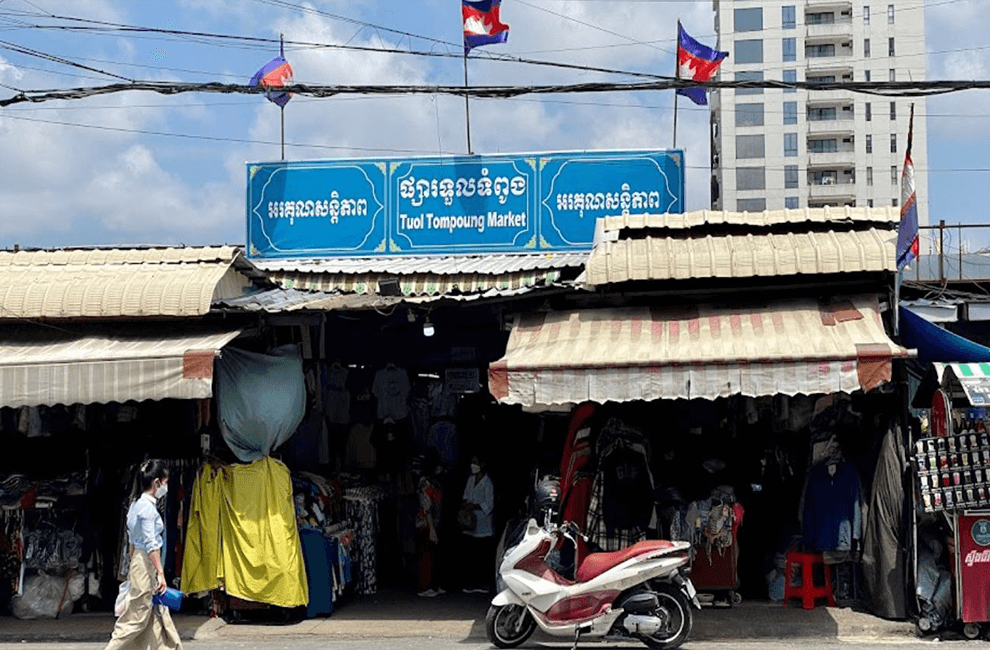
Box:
280, 33, 286, 161
673, 21, 680, 149
463, 51, 473, 155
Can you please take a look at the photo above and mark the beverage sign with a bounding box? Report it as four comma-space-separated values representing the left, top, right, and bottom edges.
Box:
246, 149, 684, 259
957, 513, 990, 623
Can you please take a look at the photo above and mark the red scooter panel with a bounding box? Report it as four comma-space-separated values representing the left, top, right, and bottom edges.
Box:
515, 539, 575, 586
576, 540, 676, 583
542, 590, 621, 624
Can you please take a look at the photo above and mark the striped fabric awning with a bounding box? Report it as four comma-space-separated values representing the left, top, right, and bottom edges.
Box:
489, 294, 911, 407
0, 327, 241, 407
935, 362, 990, 407
269, 269, 563, 297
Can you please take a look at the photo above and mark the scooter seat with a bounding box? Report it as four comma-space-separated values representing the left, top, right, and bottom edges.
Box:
576, 540, 676, 583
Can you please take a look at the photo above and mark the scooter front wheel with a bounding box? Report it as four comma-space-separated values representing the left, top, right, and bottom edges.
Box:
486, 604, 537, 648
638, 583, 693, 650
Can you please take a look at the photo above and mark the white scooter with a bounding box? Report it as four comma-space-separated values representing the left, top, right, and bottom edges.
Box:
486, 517, 700, 650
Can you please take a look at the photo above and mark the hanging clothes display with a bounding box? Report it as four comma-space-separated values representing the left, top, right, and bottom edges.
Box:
180, 457, 308, 609
585, 418, 656, 551
344, 484, 388, 595
801, 459, 862, 552
372, 364, 410, 421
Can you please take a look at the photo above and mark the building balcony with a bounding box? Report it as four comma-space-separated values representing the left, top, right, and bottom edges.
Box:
805, 0, 853, 8
807, 150, 856, 166
805, 20, 853, 38
806, 118, 855, 134
808, 181, 856, 199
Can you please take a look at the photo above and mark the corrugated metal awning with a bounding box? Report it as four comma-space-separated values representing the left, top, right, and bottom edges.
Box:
0, 246, 263, 319
489, 294, 911, 408
586, 229, 896, 285
0, 326, 242, 407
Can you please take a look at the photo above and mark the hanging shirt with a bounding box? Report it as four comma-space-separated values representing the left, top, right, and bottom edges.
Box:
127, 493, 164, 553
462, 473, 495, 538
372, 366, 411, 420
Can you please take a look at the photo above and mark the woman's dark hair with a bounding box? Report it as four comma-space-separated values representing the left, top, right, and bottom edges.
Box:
138, 460, 169, 491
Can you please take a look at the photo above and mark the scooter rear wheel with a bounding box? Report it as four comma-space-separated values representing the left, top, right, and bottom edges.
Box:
638, 583, 693, 650
486, 604, 537, 649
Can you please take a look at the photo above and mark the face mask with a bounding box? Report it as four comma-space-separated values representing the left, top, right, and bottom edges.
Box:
154, 483, 168, 500
470, 464, 481, 475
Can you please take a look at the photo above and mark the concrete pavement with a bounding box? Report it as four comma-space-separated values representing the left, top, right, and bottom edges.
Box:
0, 591, 919, 644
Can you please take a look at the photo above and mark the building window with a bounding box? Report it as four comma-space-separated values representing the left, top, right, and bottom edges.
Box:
736, 134, 766, 159
783, 69, 797, 93
891, 165, 898, 183
734, 8, 763, 32
782, 38, 797, 62
864, 38, 871, 57
807, 74, 836, 84
785, 196, 800, 209
736, 167, 766, 191
737, 198, 767, 212
736, 71, 764, 95
868, 199, 874, 207
810, 170, 838, 185
783, 101, 798, 125
807, 43, 835, 58
808, 106, 837, 121
892, 197, 899, 207
864, 6, 870, 24
867, 167, 873, 186
735, 39, 764, 64
865, 102, 872, 121
889, 68, 896, 82
785, 165, 799, 189
809, 138, 838, 153
807, 12, 835, 25
888, 37, 895, 56
865, 70, 872, 82
866, 135, 873, 153
890, 101, 896, 120
784, 133, 798, 157
890, 134, 897, 153
782, 5, 796, 29
736, 103, 765, 127
888, 4, 894, 24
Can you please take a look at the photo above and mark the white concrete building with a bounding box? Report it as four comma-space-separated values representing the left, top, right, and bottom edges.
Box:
710, 0, 929, 226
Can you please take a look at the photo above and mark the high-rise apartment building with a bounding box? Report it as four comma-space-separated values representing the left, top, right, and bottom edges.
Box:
710, 0, 928, 225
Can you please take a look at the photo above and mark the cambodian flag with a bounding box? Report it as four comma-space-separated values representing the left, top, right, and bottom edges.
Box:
463, 0, 509, 54
676, 22, 728, 106
250, 56, 294, 108
897, 105, 920, 269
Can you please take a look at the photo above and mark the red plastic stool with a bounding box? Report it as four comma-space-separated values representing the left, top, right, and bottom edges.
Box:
783, 550, 835, 610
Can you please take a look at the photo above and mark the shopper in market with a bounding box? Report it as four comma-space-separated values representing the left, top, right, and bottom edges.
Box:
460, 453, 495, 594
105, 460, 182, 650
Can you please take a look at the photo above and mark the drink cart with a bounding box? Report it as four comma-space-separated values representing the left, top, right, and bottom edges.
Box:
912, 363, 990, 639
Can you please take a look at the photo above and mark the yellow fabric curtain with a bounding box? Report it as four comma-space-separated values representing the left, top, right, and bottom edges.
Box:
180, 457, 308, 608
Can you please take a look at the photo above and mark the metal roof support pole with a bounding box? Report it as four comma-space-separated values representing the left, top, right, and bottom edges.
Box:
939, 219, 945, 283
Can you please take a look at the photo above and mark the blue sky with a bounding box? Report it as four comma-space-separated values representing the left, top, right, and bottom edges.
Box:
0, 0, 986, 250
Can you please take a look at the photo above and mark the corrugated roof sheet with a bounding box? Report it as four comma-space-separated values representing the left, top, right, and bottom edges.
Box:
600, 206, 899, 233
0, 246, 258, 319
489, 294, 911, 406
250, 253, 587, 275
586, 229, 896, 286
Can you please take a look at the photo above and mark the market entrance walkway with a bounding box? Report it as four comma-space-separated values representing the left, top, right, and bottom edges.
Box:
0, 591, 917, 644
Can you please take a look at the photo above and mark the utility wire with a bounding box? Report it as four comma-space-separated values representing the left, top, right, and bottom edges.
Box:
1, 78, 985, 108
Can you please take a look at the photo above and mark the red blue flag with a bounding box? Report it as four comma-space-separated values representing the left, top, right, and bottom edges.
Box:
897, 105, 920, 269
463, 0, 509, 54
250, 55, 294, 108
676, 22, 728, 106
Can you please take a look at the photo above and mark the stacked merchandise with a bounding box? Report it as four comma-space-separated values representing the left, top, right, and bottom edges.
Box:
914, 430, 990, 513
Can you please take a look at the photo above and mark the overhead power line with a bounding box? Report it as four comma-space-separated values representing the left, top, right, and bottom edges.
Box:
1, 78, 985, 108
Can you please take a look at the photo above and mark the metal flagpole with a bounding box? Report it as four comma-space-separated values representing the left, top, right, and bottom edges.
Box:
280, 34, 286, 161
672, 21, 680, 148
463, 52, 473, 155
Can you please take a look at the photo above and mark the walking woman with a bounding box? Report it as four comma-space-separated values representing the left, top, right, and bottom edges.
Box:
106, 460, 182, 650
460, 454, 495, 593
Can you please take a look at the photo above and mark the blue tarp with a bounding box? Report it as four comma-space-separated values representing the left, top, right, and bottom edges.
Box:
216, 345, 306, 462
899, 307, 990, 363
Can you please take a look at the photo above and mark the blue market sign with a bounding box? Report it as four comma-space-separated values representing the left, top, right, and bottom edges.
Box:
246, 149, 684, 259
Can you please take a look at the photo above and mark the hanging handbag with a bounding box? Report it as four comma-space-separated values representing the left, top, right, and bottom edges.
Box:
458, 504, 477, 532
